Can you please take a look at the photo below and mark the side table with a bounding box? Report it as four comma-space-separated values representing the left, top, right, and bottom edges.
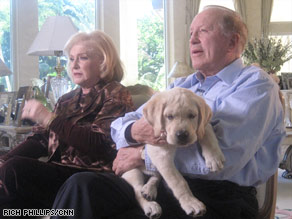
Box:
279, 128, 292, 179
0, 124, 32, 153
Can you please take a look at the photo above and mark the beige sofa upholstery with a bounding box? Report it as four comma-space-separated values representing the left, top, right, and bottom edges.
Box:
126, 84, 156, 109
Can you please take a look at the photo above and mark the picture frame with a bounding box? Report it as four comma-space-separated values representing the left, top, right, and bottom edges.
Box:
281, 73, 292, 90
0, 92, 17, 125
0, 92, 16, 106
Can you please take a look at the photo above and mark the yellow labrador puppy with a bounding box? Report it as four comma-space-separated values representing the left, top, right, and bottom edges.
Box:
122, 87, 225, 218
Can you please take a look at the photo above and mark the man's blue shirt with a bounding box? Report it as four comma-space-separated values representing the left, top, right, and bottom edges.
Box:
111, 58, 286, 186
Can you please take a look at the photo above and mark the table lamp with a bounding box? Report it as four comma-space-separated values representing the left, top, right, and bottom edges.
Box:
167, 61, 193, 78
0, 58, 12, 77
27, 16, 78, 101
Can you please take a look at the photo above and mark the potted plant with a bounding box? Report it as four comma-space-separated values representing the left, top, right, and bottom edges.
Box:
242, 36, 292, 75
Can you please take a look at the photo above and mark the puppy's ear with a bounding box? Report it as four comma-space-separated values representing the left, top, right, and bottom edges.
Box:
196, 97, 213, 140
143, 93, 166, 137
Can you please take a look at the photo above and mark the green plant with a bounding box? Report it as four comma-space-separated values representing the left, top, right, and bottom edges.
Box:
242, 37, 292, 73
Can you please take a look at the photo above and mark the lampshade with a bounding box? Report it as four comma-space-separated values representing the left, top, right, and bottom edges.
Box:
167, 61, 193, 78
27, 16, 78, 56
27, 16, 78, 103
0, 58, 12, 77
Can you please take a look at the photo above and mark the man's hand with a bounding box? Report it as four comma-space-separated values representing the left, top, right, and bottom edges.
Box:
112, 146, 145, 176
131, 117, 166, 145
22, 99, 54, 128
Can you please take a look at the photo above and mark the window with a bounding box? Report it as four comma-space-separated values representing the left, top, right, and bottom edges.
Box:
0, 0, 11, 91
269, 35, 292, 73
120, 0, 166, 91
270, 0, 292, 73
271, 0, 292, 22
199, 0, 234, 11
37, 0, 95, 80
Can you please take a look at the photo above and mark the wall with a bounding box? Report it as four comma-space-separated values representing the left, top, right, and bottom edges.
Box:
97, 0, 120, 53
11, 0, 39, 90
166, 0, 189, 75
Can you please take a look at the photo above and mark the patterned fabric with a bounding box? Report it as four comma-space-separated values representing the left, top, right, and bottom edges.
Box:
1, 80, 134, 172
49, 80, 134, 171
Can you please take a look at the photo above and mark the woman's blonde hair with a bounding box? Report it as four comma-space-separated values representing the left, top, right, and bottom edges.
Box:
64, 30, 124, 82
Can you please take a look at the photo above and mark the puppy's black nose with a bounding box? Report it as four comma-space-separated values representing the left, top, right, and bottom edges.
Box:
176, 130, 189, 142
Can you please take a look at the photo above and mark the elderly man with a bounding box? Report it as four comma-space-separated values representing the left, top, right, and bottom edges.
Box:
51, 6, 285, 219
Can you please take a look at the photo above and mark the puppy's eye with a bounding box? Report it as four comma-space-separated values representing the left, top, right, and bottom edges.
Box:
167, 115, 174, 120
188, 114, 196, 119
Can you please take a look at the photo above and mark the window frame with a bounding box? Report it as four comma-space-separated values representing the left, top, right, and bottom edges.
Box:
269, 0, 292, 73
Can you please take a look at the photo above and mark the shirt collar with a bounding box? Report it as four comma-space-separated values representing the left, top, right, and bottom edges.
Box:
192, 58, 245, 85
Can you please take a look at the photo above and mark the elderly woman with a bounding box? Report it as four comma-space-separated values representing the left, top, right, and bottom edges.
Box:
0, 30, 133, 213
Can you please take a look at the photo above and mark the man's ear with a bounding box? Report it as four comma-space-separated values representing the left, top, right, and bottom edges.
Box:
143, 93, 166, 137
228, 33, 240, 51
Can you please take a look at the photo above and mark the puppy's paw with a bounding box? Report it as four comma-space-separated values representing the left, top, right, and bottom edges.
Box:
143, 201, 162, 219
141, 183, 158, 201
179, 195, 206, 217
204, 151, 225, 172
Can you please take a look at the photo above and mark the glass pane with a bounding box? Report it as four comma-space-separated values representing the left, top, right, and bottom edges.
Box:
271, 0, 292, 22
0, 0, 12, 91
199, 0, 235, 11
37, 0, 95, 80
120, 0, 166, 91
276, 35, 292, 73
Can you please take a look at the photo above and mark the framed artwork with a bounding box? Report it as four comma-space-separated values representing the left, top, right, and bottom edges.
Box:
0, 92, 16, 106
281, 73, 292, 90
0, 92, 17, 125
281, 90, 292, 127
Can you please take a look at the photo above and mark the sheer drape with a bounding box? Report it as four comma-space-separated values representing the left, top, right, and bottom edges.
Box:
185, 0, 201, 68
261, 0, 274, 36
233, 0, 247, 23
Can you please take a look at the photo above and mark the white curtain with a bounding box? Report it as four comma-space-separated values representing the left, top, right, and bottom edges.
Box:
261, 0, 274, 37
185, 0, 201, 68
233, 0, 247, 23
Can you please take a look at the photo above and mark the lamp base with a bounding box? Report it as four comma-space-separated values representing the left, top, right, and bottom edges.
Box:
50, 76, 71, 102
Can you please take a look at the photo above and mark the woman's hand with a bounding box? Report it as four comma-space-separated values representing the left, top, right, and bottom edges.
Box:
21, 99, 54, 128
131, 117, 166, 145
112, 146, 144, 176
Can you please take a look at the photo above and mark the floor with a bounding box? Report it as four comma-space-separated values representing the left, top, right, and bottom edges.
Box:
275, 168, 292, 218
